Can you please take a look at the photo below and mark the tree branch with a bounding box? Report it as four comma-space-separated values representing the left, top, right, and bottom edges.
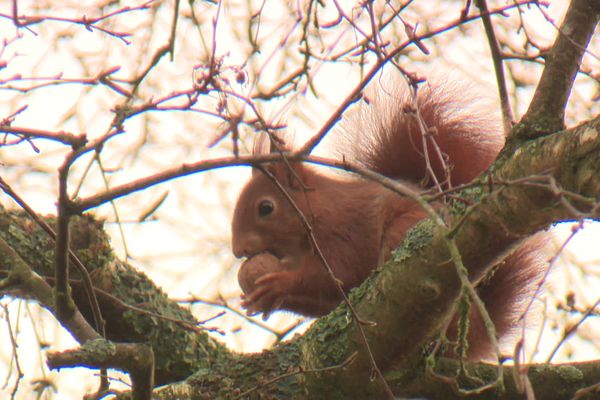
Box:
515, 0, 599, 138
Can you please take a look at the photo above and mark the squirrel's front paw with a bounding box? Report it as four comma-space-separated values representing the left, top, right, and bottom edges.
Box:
238, 253, 290, 319
241, 271, 295, 320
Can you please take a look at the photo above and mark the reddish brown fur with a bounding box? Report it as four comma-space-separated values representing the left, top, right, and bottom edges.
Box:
335, 78, 504, 187
231, 78, 548, 359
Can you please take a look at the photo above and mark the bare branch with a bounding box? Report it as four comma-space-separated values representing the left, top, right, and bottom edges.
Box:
515, 0, 599, 138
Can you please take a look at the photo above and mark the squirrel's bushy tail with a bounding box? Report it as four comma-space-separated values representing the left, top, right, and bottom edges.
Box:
336, 76, 504, 188
462, 233, 550, 359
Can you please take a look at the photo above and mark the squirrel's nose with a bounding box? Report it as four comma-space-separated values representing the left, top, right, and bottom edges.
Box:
232, 239, 248, 258
232, 232, 264, 258
232, 243, 247, 258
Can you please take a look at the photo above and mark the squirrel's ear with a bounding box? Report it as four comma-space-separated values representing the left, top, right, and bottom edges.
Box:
252, 133, 290, 177
252, 132, 271, 156
251, 133, 272, 177
251, 133, 305, 188
261, 161, 307, 190
252, 132, 289, 156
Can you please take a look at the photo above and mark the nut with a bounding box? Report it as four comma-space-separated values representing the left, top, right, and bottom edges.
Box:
237, 253, 282, 294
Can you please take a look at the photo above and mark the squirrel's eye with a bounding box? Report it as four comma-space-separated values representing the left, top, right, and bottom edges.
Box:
258, 200, 274, 217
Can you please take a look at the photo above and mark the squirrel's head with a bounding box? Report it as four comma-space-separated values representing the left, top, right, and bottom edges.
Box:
231, 135, 313, 262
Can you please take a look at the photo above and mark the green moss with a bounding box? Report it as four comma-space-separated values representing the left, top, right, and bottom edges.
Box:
0, 207, 114, 278
186, 343, 303, 399
300, 308, 352, 371
83, 338, 118, 357
385, 355, 427, 387
0, 210, 55, 275
557, 365, 584, 383
390, 219, 434, 263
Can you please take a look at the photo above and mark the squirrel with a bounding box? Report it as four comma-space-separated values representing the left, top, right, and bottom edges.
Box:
231, 75, 548, 359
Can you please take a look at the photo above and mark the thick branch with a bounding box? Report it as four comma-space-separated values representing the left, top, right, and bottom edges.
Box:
0, 234, 100, 343
0, 209, 228, 386
395, 358, 600, 400
47, 341, 154, 400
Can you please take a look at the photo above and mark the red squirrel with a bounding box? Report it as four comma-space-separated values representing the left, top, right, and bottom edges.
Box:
231, 76, 548, 358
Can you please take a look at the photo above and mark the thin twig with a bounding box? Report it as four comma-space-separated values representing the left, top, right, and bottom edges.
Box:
475, 0, 514, 136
